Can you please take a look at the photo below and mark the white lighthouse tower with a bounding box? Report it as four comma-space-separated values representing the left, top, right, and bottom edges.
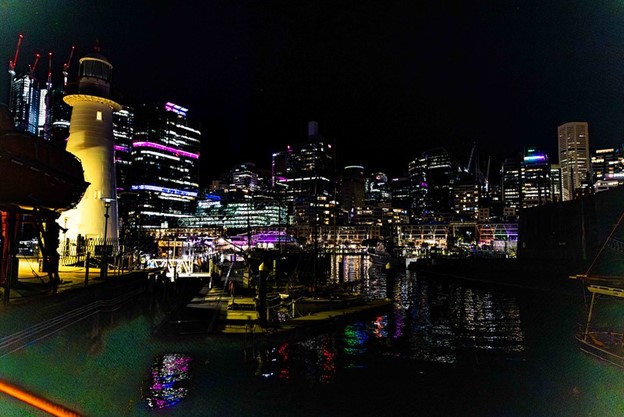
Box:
62, 43, 122, 245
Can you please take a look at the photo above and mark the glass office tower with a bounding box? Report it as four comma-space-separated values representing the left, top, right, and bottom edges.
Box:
128, 102, 201, 228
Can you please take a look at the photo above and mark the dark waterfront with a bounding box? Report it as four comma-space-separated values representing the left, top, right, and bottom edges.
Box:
0, 258, 622, 417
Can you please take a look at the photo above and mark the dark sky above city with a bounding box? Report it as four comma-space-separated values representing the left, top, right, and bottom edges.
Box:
2, 1, 624, 182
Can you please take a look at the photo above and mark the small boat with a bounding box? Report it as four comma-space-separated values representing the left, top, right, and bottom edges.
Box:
575, 285, 624, 369
144, 353, 192, 409
573, 211, 624, 368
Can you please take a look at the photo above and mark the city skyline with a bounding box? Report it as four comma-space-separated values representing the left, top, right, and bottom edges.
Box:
2, 1, 624, 179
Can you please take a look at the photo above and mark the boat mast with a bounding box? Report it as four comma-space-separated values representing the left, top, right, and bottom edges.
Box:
582, 290, 597, 342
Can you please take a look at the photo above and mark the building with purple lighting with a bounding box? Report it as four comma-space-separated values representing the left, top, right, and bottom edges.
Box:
520, 148, 559, 208
124, 101, 201, 229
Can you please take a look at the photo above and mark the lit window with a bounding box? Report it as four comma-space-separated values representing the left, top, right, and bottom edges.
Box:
96, 111, 102, 121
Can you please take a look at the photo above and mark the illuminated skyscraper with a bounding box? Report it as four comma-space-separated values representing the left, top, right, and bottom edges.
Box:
112, 106, 135, 194
9, 74, 40, 135
591, 147, 624, 192
408, 147, 457, 222
340, 165, 365, 213
127, 102, 201, 228
272, 121, 336, 226
62, 46, 122, 243
520, 148, 551, 208
558, 122, 590, 201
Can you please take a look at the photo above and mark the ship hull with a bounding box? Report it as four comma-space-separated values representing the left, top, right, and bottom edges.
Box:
0, 132, 88, 212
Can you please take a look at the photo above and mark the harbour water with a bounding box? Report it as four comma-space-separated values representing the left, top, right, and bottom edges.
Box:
0, 256, 622, 417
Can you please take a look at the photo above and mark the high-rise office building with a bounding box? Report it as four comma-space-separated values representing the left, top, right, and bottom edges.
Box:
390, 176, 413, 213
520, 148, 552, 208
408, 147, 457, 222
364, 172, 392, 206
228, 163, 259, 193
112, 106, 135, 194
272, 121, 336, 226
558, 122, 590, 201
501, 154, 522, 217
127, 101, 201, 228
9, 74, 40, 135
340, 165, 365, 214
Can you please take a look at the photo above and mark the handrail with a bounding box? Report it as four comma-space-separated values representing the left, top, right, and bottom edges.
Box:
0, 288, 143, 357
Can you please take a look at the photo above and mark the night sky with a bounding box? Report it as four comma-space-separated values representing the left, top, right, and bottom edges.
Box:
2, 1, 624, 183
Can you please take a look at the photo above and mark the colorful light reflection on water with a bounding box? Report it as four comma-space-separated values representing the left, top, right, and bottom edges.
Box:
0, 256, 621, 416
145, 353, 192, 409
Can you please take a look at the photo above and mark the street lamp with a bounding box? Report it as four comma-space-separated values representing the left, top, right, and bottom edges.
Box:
100, 198, 115, 279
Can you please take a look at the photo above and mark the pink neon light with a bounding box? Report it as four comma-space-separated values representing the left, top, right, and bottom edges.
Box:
133, 141, 199, 159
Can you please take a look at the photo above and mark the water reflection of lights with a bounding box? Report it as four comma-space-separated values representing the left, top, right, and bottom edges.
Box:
402, 279, 525, 364
251, 262, 526, 383
372, 315, 388, 338
145, 353, 192, 409
254, 336, 338, 384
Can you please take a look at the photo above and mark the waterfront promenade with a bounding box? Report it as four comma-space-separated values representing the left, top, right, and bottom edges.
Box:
1, 257, 393, 343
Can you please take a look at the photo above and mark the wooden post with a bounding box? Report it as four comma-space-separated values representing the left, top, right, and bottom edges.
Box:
258, 262, 268, 327
84, 252, 90, 286
385, 261, 394, 300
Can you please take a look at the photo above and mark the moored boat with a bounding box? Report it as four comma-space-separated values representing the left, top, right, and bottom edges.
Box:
572, 211, 624, 368
575, 284, 624, 369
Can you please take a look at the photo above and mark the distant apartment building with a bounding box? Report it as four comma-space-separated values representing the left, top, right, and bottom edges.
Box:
558, 122, 590, 201
453, 181, 480, 220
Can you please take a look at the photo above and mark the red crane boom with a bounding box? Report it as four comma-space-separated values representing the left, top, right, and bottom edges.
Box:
8, 34, 24, 75
28, 53, 40, 79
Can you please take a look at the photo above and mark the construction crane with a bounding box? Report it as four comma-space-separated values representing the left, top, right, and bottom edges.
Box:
46, 52, 52, 89
8, 34, 23, 77
28, 53, 40, 79
7, 34, 24, 107
62, 46, 75, 86
465, 141, 476, 174
44, 52, 53, 140
484, 155, 491, 192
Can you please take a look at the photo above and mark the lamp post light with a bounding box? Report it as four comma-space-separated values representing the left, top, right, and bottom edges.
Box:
100, 198, 114, 280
